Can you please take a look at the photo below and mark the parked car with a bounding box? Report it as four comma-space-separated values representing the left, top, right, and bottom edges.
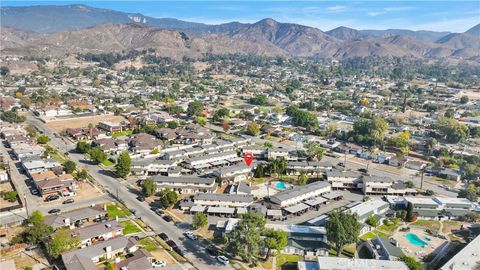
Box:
173, 246, 186, 256
44, 194, 60, 202
25, 245, 38, 251
30, 189, 39, 195
166, 240, 177, 248
158, 233, 169, 240
152, 260, 166, 268
62, 199, 74, 204
137, 196, 145, 202
75, 220, 85, 227
358, 168, 368, 173
217, 255, 229, 265
48, 208, 61, 214
184, 231, 197, 240
206, 247, 219, 256
155, 209, 164, 216
162, 215, 173, 222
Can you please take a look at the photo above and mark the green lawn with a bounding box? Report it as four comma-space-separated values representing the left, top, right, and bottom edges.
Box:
139, 237, 159, 251
106, 203, 132, 219
372, 229, 390, 238
276, 254, 301, 270
50, 152, 66, 162
378, 223, 401, 232
121, 220, 141, 235
359, 231, 376, 241
411, 220, 441, 231
112, 130, 133, 137
102, 159, 114, 166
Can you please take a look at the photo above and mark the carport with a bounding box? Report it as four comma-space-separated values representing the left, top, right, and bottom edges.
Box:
266, 209, 283, 221
284, 203, 309, 216
322, 191, 344, 201
304, 197, 328, 210
189, 205, 206, 214
207, 206, 235, 217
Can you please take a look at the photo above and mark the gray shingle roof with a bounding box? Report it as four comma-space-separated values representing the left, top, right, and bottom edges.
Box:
271, 181, 330, 202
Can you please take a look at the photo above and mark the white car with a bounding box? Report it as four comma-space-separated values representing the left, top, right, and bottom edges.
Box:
217, 255, 229, 265
152, 260, 166, 268
184, 231, 197, 240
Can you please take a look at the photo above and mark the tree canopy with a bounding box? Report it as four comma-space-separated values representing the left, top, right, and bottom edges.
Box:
187, 100, 204, 116
326, 210, 361, 256
159, 189, 178, 208
142, 178, 156, 197
115, 152, 131, 178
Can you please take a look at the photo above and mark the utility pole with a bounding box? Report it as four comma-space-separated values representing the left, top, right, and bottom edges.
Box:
420, 168, 427, 190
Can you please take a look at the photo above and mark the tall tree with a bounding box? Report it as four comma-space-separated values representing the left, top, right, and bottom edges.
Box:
227, 213, 266, 264
115, 152, 131, 178
158, 189, 178, 208
88, 147, 107, 164
326, 210, 361, 256
62, 160, 77, 174
262, 229, 287, 260
192, 212, 208, 229
142, 178, 156, 197
187, 100, 204, 116
304, 141, 325, 161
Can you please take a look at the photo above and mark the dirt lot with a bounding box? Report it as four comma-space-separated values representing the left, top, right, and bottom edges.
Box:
1, 245, 50, 269
150, 249, 177, 265
39, 180, 103, 206
45, 115, 126, 132
0, 182, 21, 208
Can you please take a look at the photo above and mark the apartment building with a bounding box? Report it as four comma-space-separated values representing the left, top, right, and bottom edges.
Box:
270, 181, 331, 207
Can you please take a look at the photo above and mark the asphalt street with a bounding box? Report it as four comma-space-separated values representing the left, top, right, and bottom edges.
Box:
27, 117, 233, 270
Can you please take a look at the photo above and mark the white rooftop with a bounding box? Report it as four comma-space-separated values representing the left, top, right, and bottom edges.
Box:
440, 235, 480, 270
317, 257, 409, 270
348, 199, 388, 218
266, 224, 326, 235
434, 197, 472, 205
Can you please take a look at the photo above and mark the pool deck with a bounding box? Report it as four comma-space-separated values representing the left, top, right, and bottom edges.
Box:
392, 227, 446, 260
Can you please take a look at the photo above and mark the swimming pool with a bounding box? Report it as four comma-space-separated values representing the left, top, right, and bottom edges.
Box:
406, 233, 428, 247
275, 182, 287, 190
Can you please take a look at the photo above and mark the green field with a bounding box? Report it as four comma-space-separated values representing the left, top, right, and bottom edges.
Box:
102, 159, 114, 166
112, 130, 133, 137
359, 231, 376, 241
139, 237, 159, 251
121, 220, 141, 235
106, 203, 132, 219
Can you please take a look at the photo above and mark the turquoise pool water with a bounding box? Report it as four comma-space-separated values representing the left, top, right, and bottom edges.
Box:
406, 233, 428, 247
275, 182, 287, 190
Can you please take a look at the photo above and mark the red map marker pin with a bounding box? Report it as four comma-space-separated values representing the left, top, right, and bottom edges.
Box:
244, 153, 254, 167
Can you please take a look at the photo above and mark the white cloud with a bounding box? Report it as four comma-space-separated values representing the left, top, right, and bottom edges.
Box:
383, 7, 415, 12
327, 5, 347, 12
368, 12, 384, 17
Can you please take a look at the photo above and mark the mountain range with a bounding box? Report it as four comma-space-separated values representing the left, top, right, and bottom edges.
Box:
1, 4, 479, 61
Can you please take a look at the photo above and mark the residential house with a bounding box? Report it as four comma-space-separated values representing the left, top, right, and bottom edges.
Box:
71, 221, 123, 247
388, 157, 408, 168
61, 236, 138, 270
97, 121, 123, 133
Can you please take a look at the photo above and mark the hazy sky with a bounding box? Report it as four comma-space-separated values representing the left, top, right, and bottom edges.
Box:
3, 1, 480, 32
